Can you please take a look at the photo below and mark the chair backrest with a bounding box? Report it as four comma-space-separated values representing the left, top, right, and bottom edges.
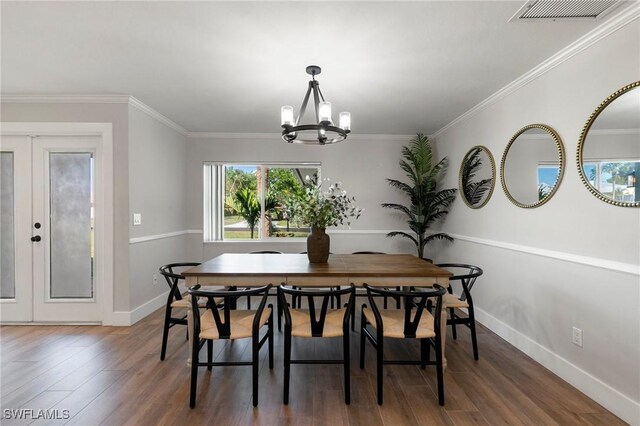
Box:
278, 286, 355, 337
249, 250, 283, 254
435, 263, 483, 301
159, 262, 200, 302
352, 251, 386, 254
188, 284, 272, 339
364, 284, 446, 339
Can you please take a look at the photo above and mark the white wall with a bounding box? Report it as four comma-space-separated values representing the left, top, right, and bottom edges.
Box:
127, 106, 188, 311
433, 19, 640, 424
185, 136, 429, 260
0, 102, 131, 312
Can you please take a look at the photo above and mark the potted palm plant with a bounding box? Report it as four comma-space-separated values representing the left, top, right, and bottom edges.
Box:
382, 133, 456, 260
285, 176, 362, 263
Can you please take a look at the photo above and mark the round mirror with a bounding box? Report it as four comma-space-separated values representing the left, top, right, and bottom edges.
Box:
500, 124, 565, 208
459, 145, 496, 209
577, 81, 640, 207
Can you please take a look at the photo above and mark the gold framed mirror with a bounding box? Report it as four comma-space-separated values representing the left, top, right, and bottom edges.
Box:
577, 81, 640, 208
459, 145, 495, 209
500, 124, 565, 208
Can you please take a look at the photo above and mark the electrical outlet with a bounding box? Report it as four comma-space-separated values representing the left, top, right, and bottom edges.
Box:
133, 213, 142, 226
153, 274, 158, 286
572, 327, 583, 347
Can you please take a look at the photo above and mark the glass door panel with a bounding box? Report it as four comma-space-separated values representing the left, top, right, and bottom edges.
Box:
1, 152, 16, 299
49, 153, 94, 299
0, 136, 32, 322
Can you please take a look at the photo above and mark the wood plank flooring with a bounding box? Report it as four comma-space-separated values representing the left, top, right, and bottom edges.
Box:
0, 304, 625, 426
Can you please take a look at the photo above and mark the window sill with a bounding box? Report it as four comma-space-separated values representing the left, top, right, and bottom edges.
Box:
203, 238, 307, 244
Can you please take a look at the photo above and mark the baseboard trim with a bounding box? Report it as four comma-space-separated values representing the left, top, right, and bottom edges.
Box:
449, 233, 639, 276
474, 307, 640, 425
129, 291, 168, 325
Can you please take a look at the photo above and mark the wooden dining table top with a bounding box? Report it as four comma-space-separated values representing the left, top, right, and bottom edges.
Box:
182, 253, 452, 287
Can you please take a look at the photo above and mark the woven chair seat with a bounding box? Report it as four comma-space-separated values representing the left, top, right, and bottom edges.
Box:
199, 308, 272, 340
289, 308, 347, 337
170, 297, 210, 309
443, 293, 469, 308
363, 307, 436, 339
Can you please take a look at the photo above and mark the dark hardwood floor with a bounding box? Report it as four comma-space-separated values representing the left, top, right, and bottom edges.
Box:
0, 303, 625, 425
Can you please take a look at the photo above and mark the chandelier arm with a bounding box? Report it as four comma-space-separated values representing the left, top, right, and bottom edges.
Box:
311, 80, 321, 123
311, 81, 326, 143
316, 85, 326, 103
295, 82, 313, 126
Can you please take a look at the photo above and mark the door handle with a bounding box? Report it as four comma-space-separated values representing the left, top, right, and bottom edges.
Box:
31, 235, 41, 242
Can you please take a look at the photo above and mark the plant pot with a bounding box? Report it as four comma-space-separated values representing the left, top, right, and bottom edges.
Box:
307, 227, 330, 263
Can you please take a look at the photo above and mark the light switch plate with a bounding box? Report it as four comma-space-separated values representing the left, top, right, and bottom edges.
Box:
133, 213, 142, 226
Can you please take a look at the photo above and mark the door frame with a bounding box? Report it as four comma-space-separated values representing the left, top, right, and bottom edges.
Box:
1, 122, 114, 324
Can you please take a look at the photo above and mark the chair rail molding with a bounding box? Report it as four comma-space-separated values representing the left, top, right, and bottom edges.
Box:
449, 233, 639, 276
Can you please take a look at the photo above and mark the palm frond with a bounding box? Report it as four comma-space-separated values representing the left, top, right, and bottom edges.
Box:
386, 231, 418, 246
380, 203, 414, 218
423, 233, 454, 245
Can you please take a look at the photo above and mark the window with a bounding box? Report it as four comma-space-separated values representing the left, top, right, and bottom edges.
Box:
583, 160, 639, 202
536, 165, 559, 200
204, 163, 320, 241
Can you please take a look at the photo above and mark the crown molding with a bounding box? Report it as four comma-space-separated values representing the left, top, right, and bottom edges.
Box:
0, 94, 131, 104
1, 94, 188, 136
186, 131, 415, 142
433, 3, 640, 140
127, 96, 188, 135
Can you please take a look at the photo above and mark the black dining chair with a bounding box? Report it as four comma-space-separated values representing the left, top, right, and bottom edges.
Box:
349, 252, 401, 331
278, 285, 356, 405
188, 284, 274, 408
158, 262, 212, 361
246, 251, 283, 309
435, 263, 483, 360
360, 284, 447, 405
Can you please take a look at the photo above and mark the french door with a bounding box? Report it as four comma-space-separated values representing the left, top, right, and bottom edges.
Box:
1, 134, 102, 322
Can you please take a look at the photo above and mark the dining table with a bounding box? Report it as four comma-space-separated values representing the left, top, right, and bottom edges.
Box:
182, 253, 453, 366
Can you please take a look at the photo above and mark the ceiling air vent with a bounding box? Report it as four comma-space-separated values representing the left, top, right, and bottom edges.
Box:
509, 0, 624, 21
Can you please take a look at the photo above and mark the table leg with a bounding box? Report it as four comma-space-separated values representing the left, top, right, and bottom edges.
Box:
440, 308, 448, 369
186, 277, 196, 368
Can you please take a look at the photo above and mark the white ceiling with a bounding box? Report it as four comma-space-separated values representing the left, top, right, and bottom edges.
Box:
0, 1, 626, 135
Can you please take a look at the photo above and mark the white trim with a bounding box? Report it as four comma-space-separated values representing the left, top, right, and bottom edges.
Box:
327, 229, 392, 235
0, 94, 130, 104
127, 97, 188, 135
187, 132, 414, 142
474, 307, 640, 425
449, 233, 640, 276
0, 122, 115, 325
108, 311, 132, 327
129, 291, 168, 325
433, 3, 640, 139
1, 95, 188, 136
190, 229, 394, 236
129, 230, 190, 244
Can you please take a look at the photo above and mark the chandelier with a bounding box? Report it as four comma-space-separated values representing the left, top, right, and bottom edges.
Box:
281, 65, 351, 145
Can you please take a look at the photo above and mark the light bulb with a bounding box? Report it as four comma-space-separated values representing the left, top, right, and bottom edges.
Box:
281, 105, 294, 126
319, 102, 332, 123
339, 112, 351, 131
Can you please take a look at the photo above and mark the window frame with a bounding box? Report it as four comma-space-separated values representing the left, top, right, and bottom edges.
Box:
203, 162, 321, 242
